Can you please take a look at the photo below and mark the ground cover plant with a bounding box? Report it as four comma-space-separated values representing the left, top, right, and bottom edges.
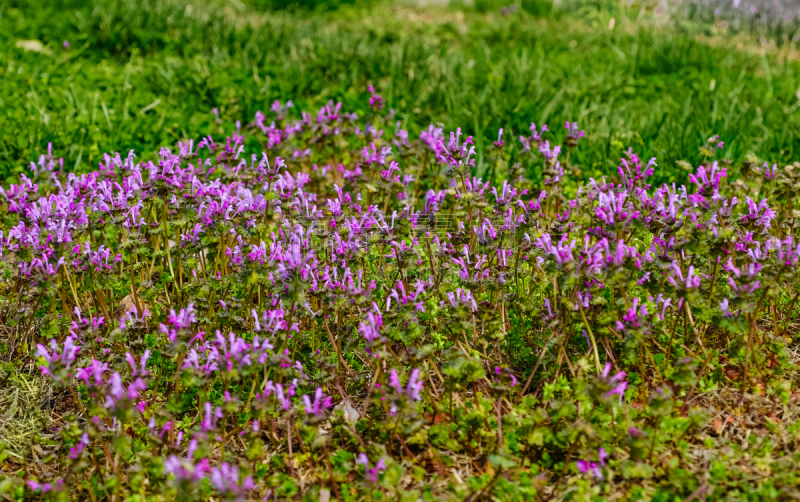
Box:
2, 88, 800, 501
5, 0, 800, 500
3, 0, 800, 186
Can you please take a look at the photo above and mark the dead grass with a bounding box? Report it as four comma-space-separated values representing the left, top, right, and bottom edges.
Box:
0, 362, 53, 462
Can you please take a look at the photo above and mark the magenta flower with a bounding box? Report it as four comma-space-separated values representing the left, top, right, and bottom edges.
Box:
358, 309, 384, 345
519, 122, 548, 152
27, 479, 63, 493
539, 140, 561, 162
210, 463, 256, 499
564, 121, 585, 146
689, 162, 727, 196
386, 368, 424, 415
125, 350, 151, 377
76, 359, 109, 388
600, 362, 628, 403
576, 459, 602, 479
356, 454, 386, 483
303, 387, 333, 416
69, 433, 90, 459
201, 402, 224, 432
368, 85, 386, 110
36, 336, 81, 383
493, 128, 505, 148
598, 447, 609, 466
103, 372, 147, 411
164, 454, 209, 484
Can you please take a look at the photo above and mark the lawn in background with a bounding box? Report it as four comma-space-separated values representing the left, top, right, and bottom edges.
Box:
1, 0, 800, 186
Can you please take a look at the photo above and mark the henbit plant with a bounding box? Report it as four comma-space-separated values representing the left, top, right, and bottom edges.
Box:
1, 91, 800, 501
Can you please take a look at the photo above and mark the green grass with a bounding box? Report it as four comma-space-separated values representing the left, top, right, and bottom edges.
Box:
1, 0, 800, 185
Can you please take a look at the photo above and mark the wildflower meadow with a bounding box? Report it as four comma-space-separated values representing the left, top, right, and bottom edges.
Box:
3, 0, 800, 501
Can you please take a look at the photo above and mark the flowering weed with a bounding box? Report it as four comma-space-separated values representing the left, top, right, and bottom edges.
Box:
1, 91, 800, 501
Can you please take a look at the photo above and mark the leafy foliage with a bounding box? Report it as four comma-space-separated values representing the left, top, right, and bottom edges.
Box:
1, 90, 800, 500
3, 0, 800, 500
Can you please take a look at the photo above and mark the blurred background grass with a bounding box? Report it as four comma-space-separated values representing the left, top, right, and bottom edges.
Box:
1, 0, 799, 184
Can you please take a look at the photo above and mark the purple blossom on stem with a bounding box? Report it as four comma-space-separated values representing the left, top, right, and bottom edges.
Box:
36, 336, 80, 382
600, 362, 628, 403
761, 162, 777, 179
564, 121, 585, 146
125, 350, 151, 377
27, 479, 63, 493
387, 368, 424, 415
358, 309, 384, 345
103, 372, 147, 412
368, 85, 385, 110
356, 454, 386, 483
493, 128, 505, 148
689, 162, 727, 196
201, 402, 224, 432
519, 122, 548, 152
719, 298, 735, 317
539, 141, 561, 163
164, 455, 210, 484
666, 261, 702, 290
303, 387, 333, 416
576, 459, 602, 479
210, 463, 256, 500
69, 433, 90, 459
